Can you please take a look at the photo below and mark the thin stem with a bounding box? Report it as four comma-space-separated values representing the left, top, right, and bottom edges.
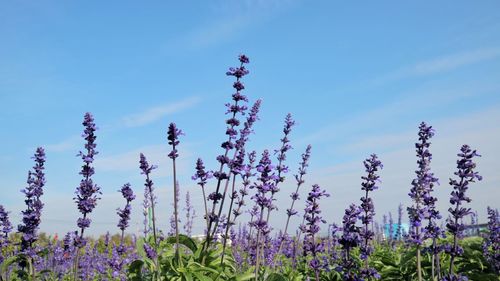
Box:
221, 176, 237, 265
172, 153, 181, 263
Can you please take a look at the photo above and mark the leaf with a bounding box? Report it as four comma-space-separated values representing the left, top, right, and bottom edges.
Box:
165, 234, 198, 254
266, 273, 288, 281
127, 259, 144, 281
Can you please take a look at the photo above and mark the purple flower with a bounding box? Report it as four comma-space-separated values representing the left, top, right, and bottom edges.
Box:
117, 183, 135, 232
167, 123, 183, 159
140, 153, 159, 246
483, 207, 500, 274
338, 204, 362, 281
192, 158, 213, 186
408, 122, 440, 246
0, 205, 12, 264
446, 144, 482, 277
183, 191, 196, 236
18, 147, 46, 259
74, 113, 101, 247
300, 184, 329, 279
358, 154, 382, 279
274, 113, 295, 182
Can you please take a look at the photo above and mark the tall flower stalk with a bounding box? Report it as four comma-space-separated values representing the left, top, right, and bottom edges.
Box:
0, 205, 13, 264
483, 207, 500, 274
275, 145, 312, 263
73, 113, 101, 280
251, 150, 277, 280
339, 204, 362, 281
204, 54, 250, 253
445, 145, 482, 279
407, 122, 438, 281
359, 154, 382, 280
192, 158, 212, 230
18, 147, 46, 273
116, 183, 135, 251
300, 184, 329, 281
139, 153, 158, 247
220, 100, 261, 263
167, 122, 183, 259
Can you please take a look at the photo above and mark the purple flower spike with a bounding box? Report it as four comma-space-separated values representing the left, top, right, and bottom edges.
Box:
300, 184, 329, 280
192, 158, 213, 186
0, 205, 12, 264
139, 153, 159, 246
483, 207, 500, 274
167, 123, 183, 159
359, 154, 382, 280
18, 147, 46, 259
338, 204, 362, 281
74, 113, 101, 247
446, 144, 482, 277
117, 183, 135, 232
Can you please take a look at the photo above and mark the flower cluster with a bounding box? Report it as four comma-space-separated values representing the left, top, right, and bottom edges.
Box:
139, 153, 158, 244
274, 113, 295, 181
483, 207, 500, 274
74, 113, 101, 246
232, 151, 257, 220
251, 150, 278, 229
445, 144, 482, 277
338, 204, 362, 281
408, 122, 440, 246
18, 147, 46, 256
359, 154, 382, 279
117, 183, 135, 233
0, 205, 12, 263
300, 184, 329, 278
287, 145, 312, 218
167, 123, 183, 160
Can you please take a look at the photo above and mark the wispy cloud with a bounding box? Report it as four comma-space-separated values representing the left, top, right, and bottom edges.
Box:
177, 0, 296, 49
94, 143, 193, 176
45, 135, 81, 152
300, 106, 500, 227
121, 97, 201, 127
374, 47, 500, 84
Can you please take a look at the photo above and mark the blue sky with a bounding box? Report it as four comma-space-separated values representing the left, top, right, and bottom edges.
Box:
1, 0, 499, 236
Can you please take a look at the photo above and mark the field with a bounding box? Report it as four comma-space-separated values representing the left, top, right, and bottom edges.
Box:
0, 55, 499, 281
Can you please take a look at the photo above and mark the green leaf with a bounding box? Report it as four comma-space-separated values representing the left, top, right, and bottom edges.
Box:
127, 259, 144, 281
165, 234, 198, 254
266, 273, 288, 281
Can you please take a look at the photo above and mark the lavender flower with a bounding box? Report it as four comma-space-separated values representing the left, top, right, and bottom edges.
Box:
192, 158, 212, 229
18, 147, 46, 259
232, 151, 257, 222
183, 191, 195, 236
205, 55, 251, 252
274, 113, 295, 182
167, 123, 183, 256
74, 113, 101, 247
0, 205, 12, 264
446, 145, 482, 277
407, 122, 439, 281
275, 145, 312, 264
167, 123, 183, 160
338, 204, 362, 281
117, 183, 135, 254
140, 153, 158, 245
358, 154, 382, 280
300, 184, 330, 281
483, 207, 500, 274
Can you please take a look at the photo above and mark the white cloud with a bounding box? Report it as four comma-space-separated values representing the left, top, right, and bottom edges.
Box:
122, 97, 201, 127
45, 135, 81, 152
374, 47, 500, 84
300, 106, 500, 228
